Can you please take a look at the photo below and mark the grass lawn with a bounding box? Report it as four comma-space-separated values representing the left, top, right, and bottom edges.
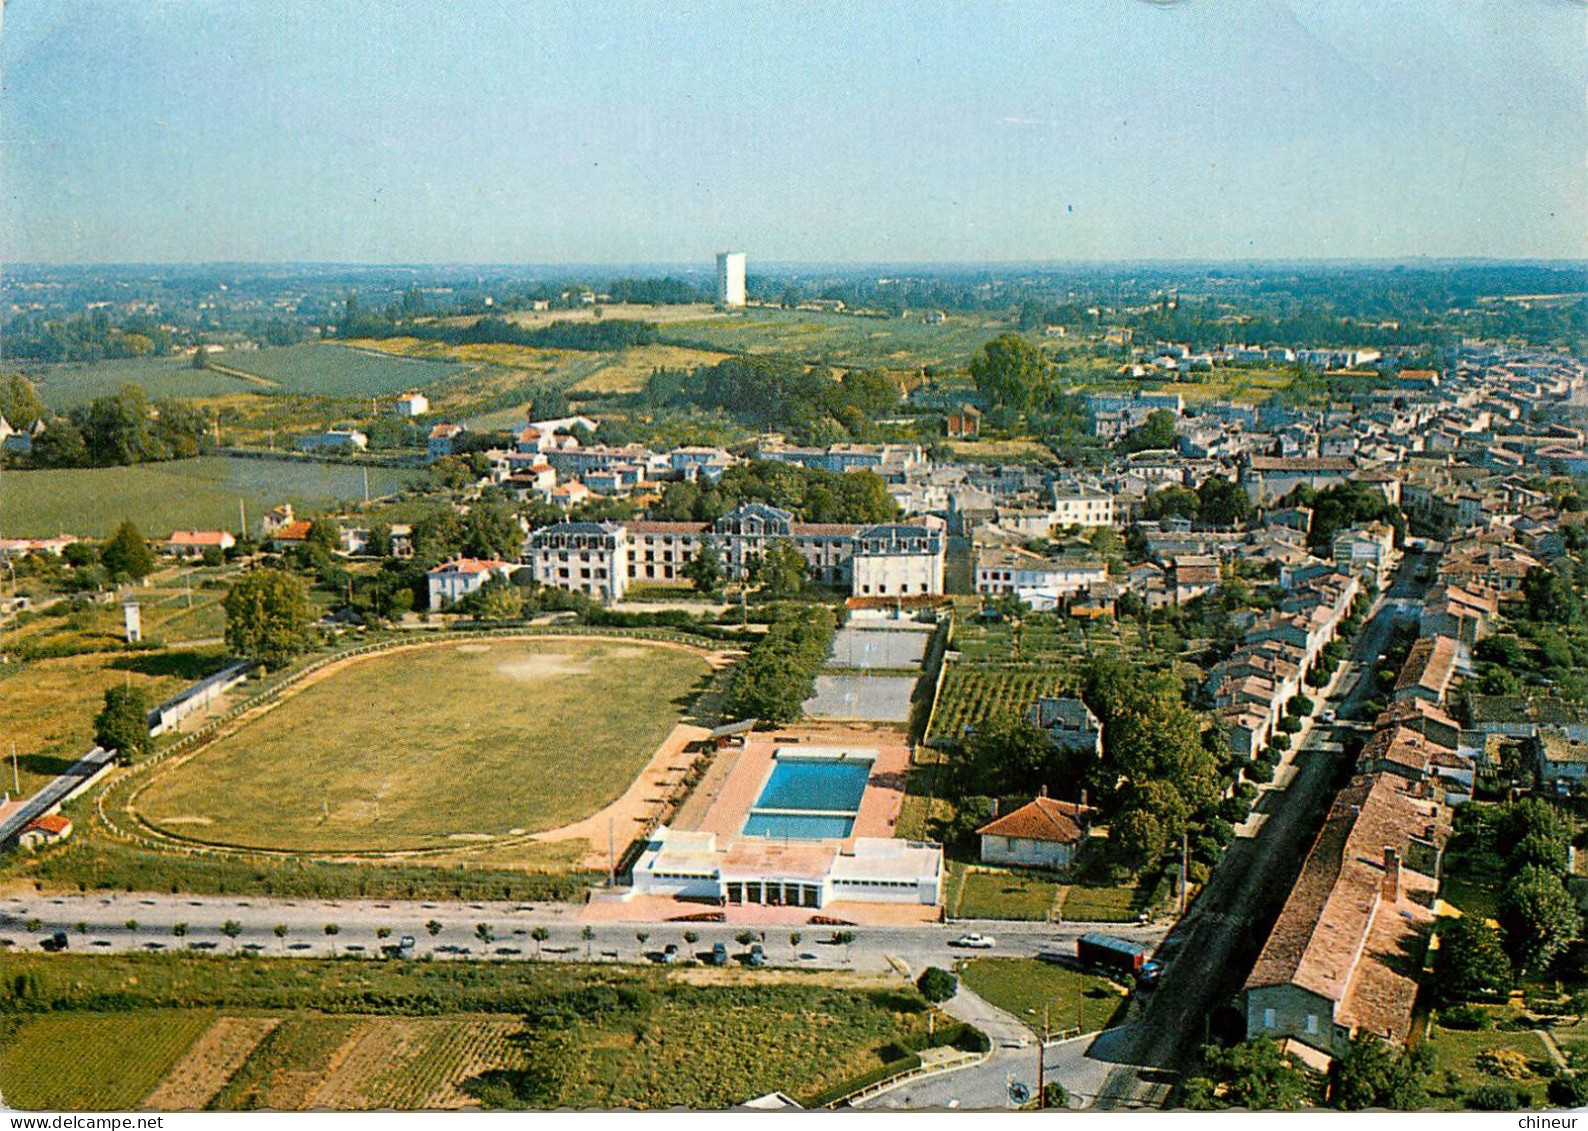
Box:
1421, 1019, 1555, 1109
0, 651, 210, 798
0, 457, 424, 538
0, 1010, 214, 1110
958, 957, 1128, 1036
134, 637, 713, 852
955, 868, 1061, 921
1060, 880, 1152, 923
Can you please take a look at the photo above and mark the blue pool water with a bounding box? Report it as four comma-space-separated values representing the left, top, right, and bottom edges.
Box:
742, 813, 856, 839
753, 759, 871, 813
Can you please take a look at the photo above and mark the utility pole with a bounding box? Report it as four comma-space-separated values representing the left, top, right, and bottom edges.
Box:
1180, 829, 1189, 914
608, 815, 616, 888
1038, 1004, 1049, 1107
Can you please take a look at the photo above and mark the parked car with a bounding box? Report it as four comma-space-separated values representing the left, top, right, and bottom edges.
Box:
952, 933, 997, 949
747, 943, 767, 967
709, 942, 729, 967
660, 944, 680, 964
39, 931, 68, 952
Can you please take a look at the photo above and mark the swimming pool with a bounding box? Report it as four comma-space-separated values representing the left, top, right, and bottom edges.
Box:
741, 752, 873, 840
753, 759, 871, 813
742, 813, 856, 839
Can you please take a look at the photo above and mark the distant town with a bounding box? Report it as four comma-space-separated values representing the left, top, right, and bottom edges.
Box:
1, 255, 1586, 1112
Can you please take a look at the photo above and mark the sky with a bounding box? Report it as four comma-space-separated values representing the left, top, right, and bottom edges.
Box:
2, 0, 1584, 265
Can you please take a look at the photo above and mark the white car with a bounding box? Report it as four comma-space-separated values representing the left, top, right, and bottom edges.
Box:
953, 933, 997, 949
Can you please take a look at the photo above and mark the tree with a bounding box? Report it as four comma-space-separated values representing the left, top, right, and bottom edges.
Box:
530, 926, 550, 957
101, 520, 155, 580
0, 374, 46, 427
475, 923, 496, 946
970, 333, 1050, 414
735, 930, 756, 947
464, 500, 522, 560
682, 930, 700, 945
306, 518, 340, 553
1110, 805, 1167, 873
581, 924, 595, 959
223, 569, 314, 668
425, 919, 443, 937
172, 922, 188, 938
95, 685, 153, 761
1197, 475, 1252, 527
1185, 1038, 1314, 1111
467, 577, 524, 621
917, 966, 958, 1003
752, 538, 806, 598
1498, 867, 1582, 974
1331, 1035, 1431, 1110
956, 713, 1090, 800
1118, 410, 1178, 455
683, 538, 725, 595
222, 920, 243, 950
789, 932, 802, 956
324, 923, 340, 954
366, 522, 394, 558
273, 923, 289, 951
28, 416, 89, 468
1521, 565, 1577, 626
1433, 916, 1513, 1003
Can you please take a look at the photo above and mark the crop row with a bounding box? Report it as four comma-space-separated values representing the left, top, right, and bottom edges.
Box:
927, 663, 1073, 742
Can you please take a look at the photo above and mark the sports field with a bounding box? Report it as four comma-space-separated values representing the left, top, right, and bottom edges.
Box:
0, 457, 423, 537
134, 638, 713, 853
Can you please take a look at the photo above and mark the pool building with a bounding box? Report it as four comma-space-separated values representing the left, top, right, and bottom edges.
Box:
630, 746, 944, 911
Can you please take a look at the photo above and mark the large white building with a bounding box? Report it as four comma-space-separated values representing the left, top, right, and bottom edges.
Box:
426, 557, 517, 610
524, 521, 629, 602
716, 251, 747, 308
632, 830, 943, 909
975, 546, 1108, 599
531, 504, 946, 600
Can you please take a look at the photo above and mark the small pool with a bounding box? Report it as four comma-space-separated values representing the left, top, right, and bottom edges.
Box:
754, 759, 871, 813
742, 813, 856, 839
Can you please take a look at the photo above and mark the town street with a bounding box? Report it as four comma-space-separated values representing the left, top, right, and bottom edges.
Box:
1085, 552, 1429, 1109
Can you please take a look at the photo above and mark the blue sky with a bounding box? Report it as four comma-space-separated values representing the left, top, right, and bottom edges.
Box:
3, 0, 1583, 264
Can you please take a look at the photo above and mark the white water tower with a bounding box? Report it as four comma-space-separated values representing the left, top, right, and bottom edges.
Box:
123, 595, 142, 643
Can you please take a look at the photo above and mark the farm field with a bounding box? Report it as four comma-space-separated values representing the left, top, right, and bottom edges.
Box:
24, 357, 259, 410
957, 957, 1128, 1037
570, 343, 731, 394
928, 664, 1074, 744
662, 308, 1008, 369
0, 1010, 215, 1111
0, 456, 424, 537
0, 954, 935, 1111
217, 343, 462, 397
134, 637, 714, 852
0, 650, 215, 799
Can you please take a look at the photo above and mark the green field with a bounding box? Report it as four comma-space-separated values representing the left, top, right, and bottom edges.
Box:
1421, 1017, 1556, 1109
928, 664, 1074, 743
662, 308, 1012, 370
135, 637, 713, 852
957, 957, 1128, 1036
0, 954, 935, 1111
0, 456, 424, 537
0, 1010, 215, 1110
219, 343, 462, 397
26, 357, 259, 410
953, 867, 1062, 920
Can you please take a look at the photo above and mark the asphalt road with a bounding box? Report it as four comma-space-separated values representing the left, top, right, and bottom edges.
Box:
1087, 555, 1429, 1109
0, 890, 1165, 977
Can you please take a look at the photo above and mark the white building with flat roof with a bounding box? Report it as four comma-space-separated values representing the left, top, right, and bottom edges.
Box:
716, 251, 747, 308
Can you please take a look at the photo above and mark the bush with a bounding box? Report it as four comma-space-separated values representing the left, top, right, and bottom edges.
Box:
1440, 1003, 1494, 1031
1278, 715, 1303, 734
1548, 1072, 1588, 1109
1245, 759, 1275, 785
1466, 1084, 1526, 1111
917, 967, 958, 1004
1476, 1047, 1534, 1080
1043, 1081, 1068, 1108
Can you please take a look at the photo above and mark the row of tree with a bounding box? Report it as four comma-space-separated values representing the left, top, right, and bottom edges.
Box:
650, 460, 900, 527
642, 356, 902, 445
19, 382, 214, 468
723, 604, 836, 725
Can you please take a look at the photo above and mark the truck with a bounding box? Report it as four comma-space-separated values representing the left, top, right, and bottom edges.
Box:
1077, 933, 1147, 977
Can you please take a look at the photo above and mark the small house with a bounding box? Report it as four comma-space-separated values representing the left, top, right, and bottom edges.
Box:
977, 795, 1093, 871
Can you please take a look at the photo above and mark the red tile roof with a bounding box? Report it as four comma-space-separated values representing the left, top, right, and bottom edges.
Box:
23, 814, 71, 836
977, 797, 1092, 844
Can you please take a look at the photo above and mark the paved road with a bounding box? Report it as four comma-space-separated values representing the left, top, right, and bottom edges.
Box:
1087, 555, 1429, 1109
0, 890, 1165, 975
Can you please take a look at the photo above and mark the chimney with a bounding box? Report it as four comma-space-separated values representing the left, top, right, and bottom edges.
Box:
990, 797, 999, 819
1382, 846, 1402, 903
1039, 784, 1049, 799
